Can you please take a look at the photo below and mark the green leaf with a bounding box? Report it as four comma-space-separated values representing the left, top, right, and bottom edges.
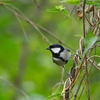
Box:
47, 8, 59, 12
96, 3, 100, 9
64, 0, 80, 5
61, 9, 70, 17
84, 31, 93, 46
55, 5, 65, 10
86, 1, 99, 5
83, 31, 98, 55
47, 5, 70, 17
47, 5, 65, 12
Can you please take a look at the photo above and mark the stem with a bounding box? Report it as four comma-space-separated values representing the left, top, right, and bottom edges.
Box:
83, 0, 86, 37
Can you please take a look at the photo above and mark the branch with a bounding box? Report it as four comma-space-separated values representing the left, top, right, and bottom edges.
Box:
1, 4, 75, 51
74, 73, 86, 100
83, 0, 86, 37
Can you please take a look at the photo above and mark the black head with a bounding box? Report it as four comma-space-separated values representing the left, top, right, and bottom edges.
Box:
46, 44, 64, 57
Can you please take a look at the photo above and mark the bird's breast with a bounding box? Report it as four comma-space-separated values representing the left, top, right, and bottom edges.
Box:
52, 57, 66, 66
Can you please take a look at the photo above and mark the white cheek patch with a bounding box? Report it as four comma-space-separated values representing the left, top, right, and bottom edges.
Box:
51, 48, 61, 53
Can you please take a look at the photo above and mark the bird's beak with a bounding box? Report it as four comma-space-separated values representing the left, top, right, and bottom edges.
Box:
46, 48, 50, 50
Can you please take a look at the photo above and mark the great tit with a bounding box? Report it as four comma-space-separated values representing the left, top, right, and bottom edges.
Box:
46, 44, 71, 69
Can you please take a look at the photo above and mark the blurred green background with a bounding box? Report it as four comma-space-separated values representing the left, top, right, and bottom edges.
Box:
0, 0, 100, 100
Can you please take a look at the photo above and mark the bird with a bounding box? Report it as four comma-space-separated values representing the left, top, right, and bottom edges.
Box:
46, 44, 71, 69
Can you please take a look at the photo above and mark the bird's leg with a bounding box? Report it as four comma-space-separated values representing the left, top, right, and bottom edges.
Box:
62, 66, 72, 77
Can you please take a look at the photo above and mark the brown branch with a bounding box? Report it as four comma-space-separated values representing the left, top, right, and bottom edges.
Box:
78, 86, 85, 100
84, 60, 90, 100
12, 42, 29, 100
2, 4, 76, 51
64, 56, 86, 92
88, 59, 100, 71
74, 73, 86, 100
83, 0, 86, 37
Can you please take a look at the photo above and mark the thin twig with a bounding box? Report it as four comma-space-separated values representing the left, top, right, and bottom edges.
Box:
70, 6, 76, 16
51, 68, 65, 95
1, 4, 76, 51
50, 81, 64, 95
78, 86, 85, 100
87, 55, 100, 61
84, 59, 90, 100
65, 56, 86, 91
85, 15, 93, 26
94, 26, 99, 35
74, 73, 86, 100
88, 59, 100, 71
78, 62, 93, 100
3, 5, 51, 44
83, 0, 86, 37
12, 6, 29, 42
93, 20, 100, 33
0, 76, 29, 100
